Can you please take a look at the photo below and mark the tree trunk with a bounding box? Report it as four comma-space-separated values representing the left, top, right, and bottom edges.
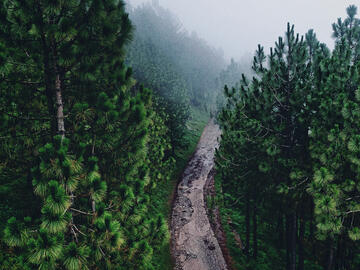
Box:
253, 203, 258, 260
286, 214, 290, 270
53, 70, 77, 242
290, 212, 297, 270
45, 86, 57, 136
245, 194, 250, 259
339, 235, 347, 270
326, 243, 334, 270
286, 212, 297, 270
55, 74, 65, 138
37, 3, 57, 137
309, 200, 316, 255
277, 206, 284, 249
91, 137, 96, 213
298, 206, 305, 270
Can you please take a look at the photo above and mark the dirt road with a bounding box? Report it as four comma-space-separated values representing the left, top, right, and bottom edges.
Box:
171, 120, 227, 270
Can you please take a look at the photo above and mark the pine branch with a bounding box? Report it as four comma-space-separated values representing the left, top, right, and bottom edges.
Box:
1, 111, 50, 121
288, 177, 309, 190
0, 77, 42, 85
346, 196, 360, 201
0, 131, 51, 140
99, 246, 106, 258
70, 225, 78, 243
72, 224, 86, 236
345, 209, 360, 215
70, 208, 93, 216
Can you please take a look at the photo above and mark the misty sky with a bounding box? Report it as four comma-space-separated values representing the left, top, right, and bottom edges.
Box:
127, 0, 357, 62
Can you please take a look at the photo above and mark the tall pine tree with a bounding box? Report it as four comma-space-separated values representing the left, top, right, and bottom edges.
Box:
0, 1, 170, 269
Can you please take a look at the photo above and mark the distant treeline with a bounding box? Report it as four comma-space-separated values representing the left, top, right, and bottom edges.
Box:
126, 1, 228, 147
127, 0, 226, 107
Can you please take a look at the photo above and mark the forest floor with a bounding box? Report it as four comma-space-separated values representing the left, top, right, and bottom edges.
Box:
171, 120, 228, 270
150, 107, 210, 269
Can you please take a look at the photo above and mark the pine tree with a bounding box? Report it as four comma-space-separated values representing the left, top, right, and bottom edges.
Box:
332, 5, 360, 61
126, 35, 190, 149
307, 6, 360, 268
216, 6, 360, 270
1, 0, 170, 269
217, 24, 320, 270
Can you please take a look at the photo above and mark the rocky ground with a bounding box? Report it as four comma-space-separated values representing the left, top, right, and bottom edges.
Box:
171, 120, 227, 270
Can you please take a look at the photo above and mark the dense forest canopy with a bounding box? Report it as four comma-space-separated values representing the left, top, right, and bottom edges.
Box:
124, 1, 228, 149
216, 5, 360, 270
127, 1, 226, 107
0, 0, 176, 269
1, 1, 360, 270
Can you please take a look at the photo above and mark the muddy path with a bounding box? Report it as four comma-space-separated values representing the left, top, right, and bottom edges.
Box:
171, 120, 227, 270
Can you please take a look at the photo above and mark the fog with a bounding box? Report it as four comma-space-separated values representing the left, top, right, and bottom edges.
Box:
127, 0, 356, 61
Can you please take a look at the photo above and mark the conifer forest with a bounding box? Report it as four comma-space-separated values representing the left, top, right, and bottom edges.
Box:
1, 0, 360, 269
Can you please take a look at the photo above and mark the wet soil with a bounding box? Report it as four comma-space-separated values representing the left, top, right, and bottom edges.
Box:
171, 120, 227, 270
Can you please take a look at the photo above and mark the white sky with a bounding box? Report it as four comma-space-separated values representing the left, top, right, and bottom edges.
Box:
127, 0, 359, 61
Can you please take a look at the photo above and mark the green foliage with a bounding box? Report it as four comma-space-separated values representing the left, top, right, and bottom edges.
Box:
215, 57, 253, 112
216, 7, 360, 269
308, 6, 360, 243
126, 2, 224, 148
0, 0, 173, 269
146, 107, 209, 269
127, 2, 225, 108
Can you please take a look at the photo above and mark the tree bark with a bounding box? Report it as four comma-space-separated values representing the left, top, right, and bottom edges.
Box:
286, 212, 297, 270
335, 236, 341, 270
277, 206, 284, 249
309, 200, 317, 258
91, 137, 96, 213
298, 205, 305, 270
245, 194, 250, 259
326, 243, 334, 270
55, 74, 65, 138
253, 203, 258, 260
286, 214, 290, 270
37, 2, 57, 137
290, 212, 297, 270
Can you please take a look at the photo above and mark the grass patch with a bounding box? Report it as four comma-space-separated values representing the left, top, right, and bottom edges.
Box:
150, 107, 210, 269
176, 107, 210, 170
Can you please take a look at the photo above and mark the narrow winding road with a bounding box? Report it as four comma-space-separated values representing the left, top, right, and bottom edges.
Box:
171, 120, 227, 270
